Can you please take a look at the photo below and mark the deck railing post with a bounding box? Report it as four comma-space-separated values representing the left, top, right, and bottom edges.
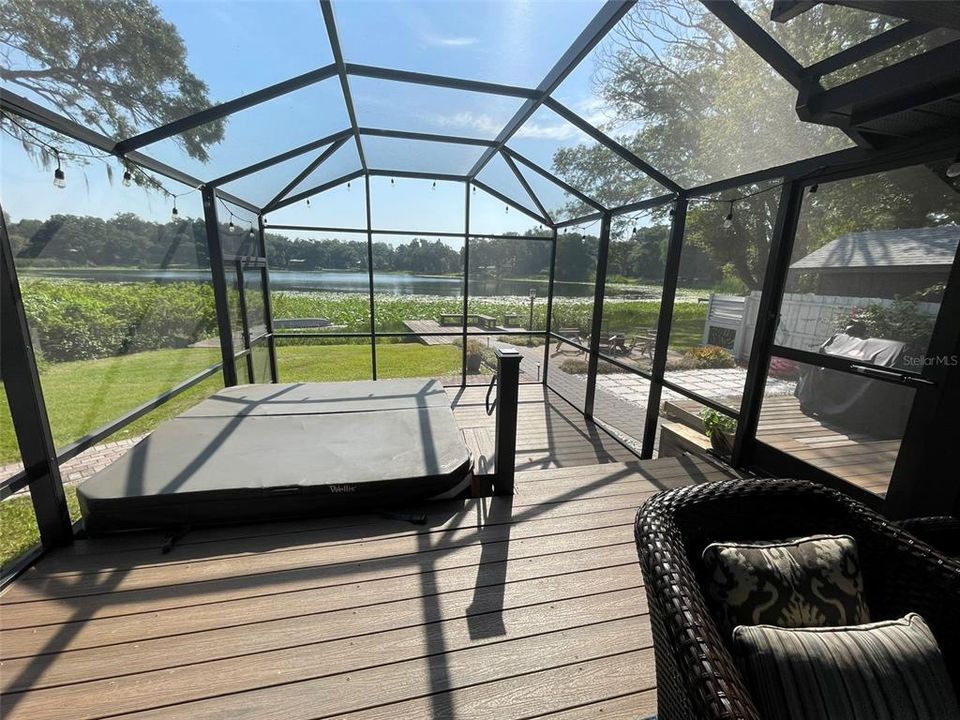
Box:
584, 211, 612, 417
492, 348, 522, 496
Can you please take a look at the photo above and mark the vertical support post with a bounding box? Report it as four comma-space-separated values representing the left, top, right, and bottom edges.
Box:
732, 181, 803, 466
0, 213, 73, 546
641, 196, 688, 459
235, 261, 256, 382
364, 174, 377, 380
257, 215, 279, 383
584, 212, 612, 417
462, 182, 471, 386
201, 186, 238, 387
492, 348, 522, 496
541, 227, 558, 386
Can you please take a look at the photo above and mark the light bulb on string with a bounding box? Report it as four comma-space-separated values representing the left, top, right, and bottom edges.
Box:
946, 154, 960, 178
122, 169, 133, 187
306, 198, 311, 208
390, 178, 395, 187
228, 219, 236, 233
171, 198, 179, 221
723, 202, 734, 229
504, 205, 509, 214
432, 181, 436, 191
248, 226, 255, 238
53, 153, 66, 189
346, 182, 351, 191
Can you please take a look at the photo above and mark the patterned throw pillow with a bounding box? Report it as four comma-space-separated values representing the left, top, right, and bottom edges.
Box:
701, 534, 869, 634
733, 614, 960, 720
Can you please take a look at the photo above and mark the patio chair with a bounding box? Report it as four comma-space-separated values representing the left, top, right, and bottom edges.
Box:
555, 328, 584, 355
634, 327, 657, 359
635, 478, 960, 720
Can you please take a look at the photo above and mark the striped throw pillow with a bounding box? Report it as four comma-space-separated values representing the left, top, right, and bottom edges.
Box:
733, 613, 960, 720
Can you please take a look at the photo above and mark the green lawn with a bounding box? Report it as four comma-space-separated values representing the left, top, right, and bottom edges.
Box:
277, 342, 462, 382
1, 487, 80, 571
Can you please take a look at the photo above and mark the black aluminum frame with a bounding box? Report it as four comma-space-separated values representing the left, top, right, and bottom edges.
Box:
2, 0, 960, 583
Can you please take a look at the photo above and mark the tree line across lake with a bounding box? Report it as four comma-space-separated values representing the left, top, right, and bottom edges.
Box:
7, 212, 722, 286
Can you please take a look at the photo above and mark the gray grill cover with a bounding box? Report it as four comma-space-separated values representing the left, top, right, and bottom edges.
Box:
795, 333, 913, 439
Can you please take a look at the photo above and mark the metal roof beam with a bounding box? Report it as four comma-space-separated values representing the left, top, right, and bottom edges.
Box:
544, 97, 683, 193
207, 129, 353, 187
500, 149, 553, 223
319, 0, 367, 171
701, 0, 805, 89
466, 0, 635, 181
503, 147, 606, 212
472, 179, 551, 227
803, 22, 931, 80
262, 136, 349, 213
268, 169, 364, 212
358, 128, 497, 147
1, 89, 259, 213
345, 64, 539, 99
114, 64, 337, 155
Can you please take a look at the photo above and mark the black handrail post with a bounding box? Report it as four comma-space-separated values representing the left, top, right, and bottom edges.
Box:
1, 212, 73, 547
492, 348, 522, 496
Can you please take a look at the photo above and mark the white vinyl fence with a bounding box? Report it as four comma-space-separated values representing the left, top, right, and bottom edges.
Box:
702, 292, 939, 362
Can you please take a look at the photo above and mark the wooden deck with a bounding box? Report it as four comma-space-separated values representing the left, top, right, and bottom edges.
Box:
401, 320, 526, 345
756, 395, 898, 496
0, 454, 738, 720
449, 384, 639, 475
670, 394, 898, 496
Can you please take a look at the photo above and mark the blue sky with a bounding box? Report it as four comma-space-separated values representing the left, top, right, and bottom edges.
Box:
2, 0, 615, 242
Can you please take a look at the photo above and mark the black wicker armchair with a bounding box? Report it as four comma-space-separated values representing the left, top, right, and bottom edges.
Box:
634, 478, 960, 720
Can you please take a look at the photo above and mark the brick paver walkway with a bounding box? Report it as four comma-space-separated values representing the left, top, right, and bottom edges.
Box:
1, 435, 145, 497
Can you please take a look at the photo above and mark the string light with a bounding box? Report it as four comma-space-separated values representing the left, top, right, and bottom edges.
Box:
390, 178, 395, 187
263, 217, 268, 226
504, 205, 509, 214
306, 198, 311, 207
346, 182, 351, 191
947, 154, 960, 179
53, 152, 66, 189
248, 226, 256, 237
723, 201, 734, 229
122, 169, 133, 187
228, 219, 236, 233
432, 181, 436, 191
170, 197, 179, 221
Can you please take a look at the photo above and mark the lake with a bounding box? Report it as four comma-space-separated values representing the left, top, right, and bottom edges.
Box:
22, 268, 632, 298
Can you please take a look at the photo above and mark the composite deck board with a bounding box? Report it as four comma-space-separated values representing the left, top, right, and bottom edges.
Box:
675, 394, 897, 495
450, 385, 638, 469
0, 455, 734, 719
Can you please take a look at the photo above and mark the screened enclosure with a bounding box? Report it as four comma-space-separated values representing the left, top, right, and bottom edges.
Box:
2, 0, 960, 574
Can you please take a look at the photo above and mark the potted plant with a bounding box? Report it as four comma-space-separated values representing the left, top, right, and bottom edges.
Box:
700, 408, 737, 458
465, 339, 484, 373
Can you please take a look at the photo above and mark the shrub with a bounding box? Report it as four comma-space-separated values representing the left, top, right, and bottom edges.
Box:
500, 335, 544, 347
667, 344, 736, 370
557, 358, 621, 375
846, 299, 936, 358
20, 280, 217, 362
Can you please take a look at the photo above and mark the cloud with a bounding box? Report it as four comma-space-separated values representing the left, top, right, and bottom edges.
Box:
424, 34, 479, 47
430, 111, 506, 135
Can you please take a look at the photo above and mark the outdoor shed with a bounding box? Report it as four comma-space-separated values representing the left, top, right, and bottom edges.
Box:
790, 226, 960, 298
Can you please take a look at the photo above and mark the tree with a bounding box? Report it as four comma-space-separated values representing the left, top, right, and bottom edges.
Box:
0, 0, 222, 160
551, 0, 960, 289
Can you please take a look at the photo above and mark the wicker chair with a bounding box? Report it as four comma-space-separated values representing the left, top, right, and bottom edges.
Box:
634, 478, 960, 720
